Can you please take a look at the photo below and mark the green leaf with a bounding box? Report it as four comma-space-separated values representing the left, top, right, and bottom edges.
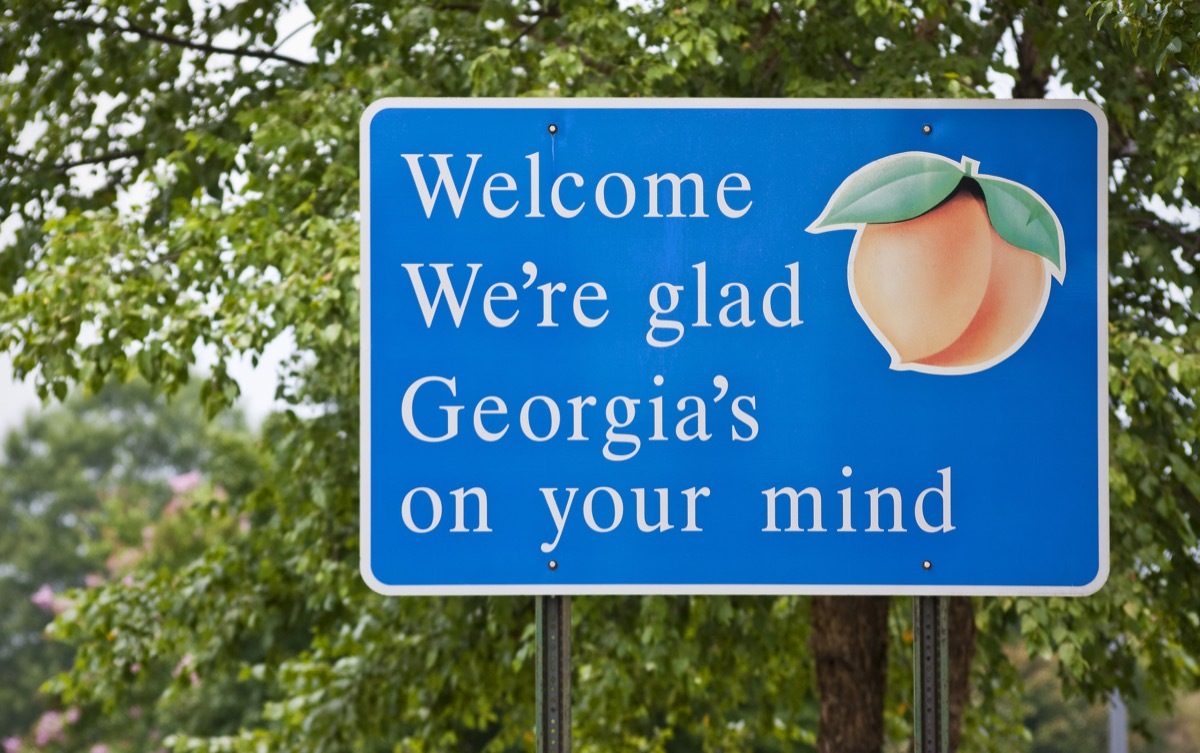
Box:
1155, 36, 1183, 72
1058, 641, 1076, 665
807, 152, 965, 230
1166, 452, 1200, 501
976, 176, 1064, 274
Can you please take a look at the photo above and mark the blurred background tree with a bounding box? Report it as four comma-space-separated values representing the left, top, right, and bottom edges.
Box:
0, 381, 261, 752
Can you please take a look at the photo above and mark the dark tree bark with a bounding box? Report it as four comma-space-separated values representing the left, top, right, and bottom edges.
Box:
947, 597, 977, 752
812, 596, 976, 753
1013, 21, 1050, 100
811, 596, 890, 753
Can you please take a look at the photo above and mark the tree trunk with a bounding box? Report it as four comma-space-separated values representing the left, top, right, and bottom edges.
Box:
947, 597, 976, 753
811, 595, 890, 753
811, 597, 977, 753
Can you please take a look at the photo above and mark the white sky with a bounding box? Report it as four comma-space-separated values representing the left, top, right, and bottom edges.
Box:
0, 358, 40, 435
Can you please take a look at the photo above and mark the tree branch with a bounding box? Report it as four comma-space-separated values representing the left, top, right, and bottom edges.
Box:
967, 6, 1013, 61
579, 51, 616, 75
51, 148, 146, 172
433, 2, 483, 12
839, 52, 863, 79
1011, 17, 1048, 99
502, 3, 562, 49
505, 15, 547, 49
67, 16, 309, 67
1131, 214, 1200, 261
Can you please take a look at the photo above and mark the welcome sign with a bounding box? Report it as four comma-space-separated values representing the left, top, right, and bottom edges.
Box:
360, 100, 1108, 596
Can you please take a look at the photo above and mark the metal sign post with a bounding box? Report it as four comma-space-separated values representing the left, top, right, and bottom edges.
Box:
913, 596, 950, 753
536, 596, 571, 753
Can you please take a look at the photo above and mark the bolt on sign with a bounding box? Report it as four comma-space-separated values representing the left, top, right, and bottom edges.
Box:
360, 100, 1108, 596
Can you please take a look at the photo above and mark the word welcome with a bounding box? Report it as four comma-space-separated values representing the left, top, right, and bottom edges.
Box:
401, 153, 753, 219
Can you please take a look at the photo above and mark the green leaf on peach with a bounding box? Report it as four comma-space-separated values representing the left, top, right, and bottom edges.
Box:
808, 153, 964, 230
976, 176, 1064, 273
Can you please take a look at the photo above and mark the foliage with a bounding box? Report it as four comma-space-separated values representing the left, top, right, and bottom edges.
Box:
0, 380, 259, 751
1, 1, 1199, 752
1015, 649, 1200, 753
1091, 1, 1200, 72
1021, 653, 1108, 753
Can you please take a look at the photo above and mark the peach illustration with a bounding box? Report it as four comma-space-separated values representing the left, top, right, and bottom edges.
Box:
808, 153, 1065, 375
850, 191, 993, 362
916, 226, 1050, 369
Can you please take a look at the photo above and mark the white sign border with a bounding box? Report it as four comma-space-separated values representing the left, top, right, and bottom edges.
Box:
360, 98, 1109, 597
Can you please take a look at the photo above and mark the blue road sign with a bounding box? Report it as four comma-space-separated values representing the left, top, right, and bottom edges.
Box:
360, 100, 1108, 595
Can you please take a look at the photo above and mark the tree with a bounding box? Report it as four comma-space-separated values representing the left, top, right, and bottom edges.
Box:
1, 1, 1198, 752
1015, 650, 1200, 753
0, 380, 261, 751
